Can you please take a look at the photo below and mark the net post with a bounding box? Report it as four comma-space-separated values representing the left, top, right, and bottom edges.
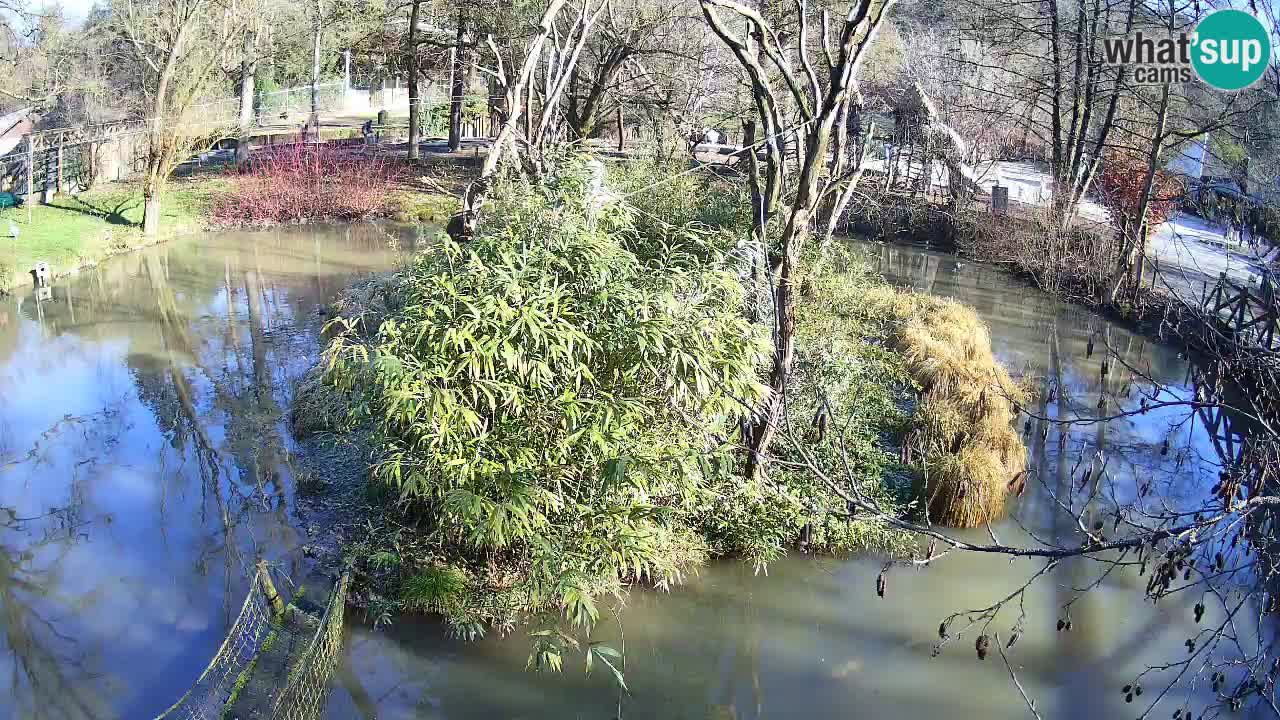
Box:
257, 559, 287, 616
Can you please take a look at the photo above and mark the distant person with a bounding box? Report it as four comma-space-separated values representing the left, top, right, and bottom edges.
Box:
362, 119, 374, 146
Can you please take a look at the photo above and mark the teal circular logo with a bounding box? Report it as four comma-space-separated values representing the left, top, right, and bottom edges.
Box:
1192, 10, 1271, 91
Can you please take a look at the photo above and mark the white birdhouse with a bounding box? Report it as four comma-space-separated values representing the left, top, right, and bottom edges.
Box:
31, 261, 50, 287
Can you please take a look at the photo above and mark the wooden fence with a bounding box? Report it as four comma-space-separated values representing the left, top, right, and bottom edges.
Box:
2, 122, 148, 200
1199, 271, 1280, 352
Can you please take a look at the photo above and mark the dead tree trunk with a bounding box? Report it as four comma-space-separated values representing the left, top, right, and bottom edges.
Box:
447, 0, 572, 242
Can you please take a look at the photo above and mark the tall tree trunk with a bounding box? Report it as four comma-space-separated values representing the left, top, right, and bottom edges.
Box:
1046, 0, 1066, 218
310, 0, 323, 138
407, 0, 423, 160
237, 29, 257, 164
616, 105, 624, 152
144, 38, 181, 237
143, 183, 162, 235
143, 128, 164, 236
448, 12, 467, 152
1105, 82, 1170, 305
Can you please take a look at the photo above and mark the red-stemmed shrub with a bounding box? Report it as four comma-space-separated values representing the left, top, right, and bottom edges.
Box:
210, 143, 404, 225
1098, 149, 1184, 235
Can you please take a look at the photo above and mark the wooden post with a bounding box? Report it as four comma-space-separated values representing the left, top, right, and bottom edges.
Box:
256, 559, 287, 615
616, 106, 624, 152
41, 149, 54, 204
24, 135, 33, 224
56, 141, 64, 194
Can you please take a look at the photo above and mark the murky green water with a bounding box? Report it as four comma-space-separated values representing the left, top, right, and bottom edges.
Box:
327, 242, 1252, 720
0, 231, 1253, 719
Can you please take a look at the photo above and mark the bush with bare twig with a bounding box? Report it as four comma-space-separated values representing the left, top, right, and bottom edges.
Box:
210, 144, 404, 225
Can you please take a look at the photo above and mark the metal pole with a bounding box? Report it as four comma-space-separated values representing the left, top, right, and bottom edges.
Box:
344, 49, 351, 90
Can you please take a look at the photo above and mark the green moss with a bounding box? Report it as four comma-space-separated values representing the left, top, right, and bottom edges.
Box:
219, 627, 275, 720
387, 191, 458, 224
260, 628, 279, 653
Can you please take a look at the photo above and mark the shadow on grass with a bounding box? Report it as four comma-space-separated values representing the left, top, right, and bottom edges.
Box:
47, 195, 142, 227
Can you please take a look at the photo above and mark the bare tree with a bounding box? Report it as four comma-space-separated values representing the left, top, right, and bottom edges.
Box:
446, 0, 611, 241
922, 0, 1138, 230
557, 0, 693, 142
111, 0, 234, 235
699, 0, 895, 478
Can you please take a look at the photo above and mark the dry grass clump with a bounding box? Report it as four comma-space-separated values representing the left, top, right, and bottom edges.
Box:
864, 287, 1029, 528
330, 275, 400, 338
290, 364, 352, 438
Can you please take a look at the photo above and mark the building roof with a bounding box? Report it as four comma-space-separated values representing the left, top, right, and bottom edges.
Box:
0, 107, 34, 156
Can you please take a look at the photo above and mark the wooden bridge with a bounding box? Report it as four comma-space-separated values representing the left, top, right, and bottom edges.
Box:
154, 562, 350, 720
1198, 271, 1280, 352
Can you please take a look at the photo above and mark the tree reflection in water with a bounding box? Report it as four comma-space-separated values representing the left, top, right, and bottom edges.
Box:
0, 224, 416, 718
0, 503, 107, 720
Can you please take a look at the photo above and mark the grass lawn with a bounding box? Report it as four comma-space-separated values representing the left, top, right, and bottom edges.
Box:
0, 177, 229, 291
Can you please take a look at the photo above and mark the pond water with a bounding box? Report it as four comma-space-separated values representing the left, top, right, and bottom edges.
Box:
0, 224, 421, 719
328, 241, 1253, 720
0, 230, 1256, 719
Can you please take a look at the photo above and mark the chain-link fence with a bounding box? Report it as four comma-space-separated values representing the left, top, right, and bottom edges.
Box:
256, 83, 350, 122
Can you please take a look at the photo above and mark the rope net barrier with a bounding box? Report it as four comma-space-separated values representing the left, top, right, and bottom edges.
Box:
154, 567, 274, 720
270, 574, 351, 720
154, 568, 350, 720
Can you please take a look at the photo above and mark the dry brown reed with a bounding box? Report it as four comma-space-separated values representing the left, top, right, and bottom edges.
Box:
864, 287, 1029, 527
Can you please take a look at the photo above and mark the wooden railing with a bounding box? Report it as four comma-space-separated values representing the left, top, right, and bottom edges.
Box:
1201, 271, 1280, 352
